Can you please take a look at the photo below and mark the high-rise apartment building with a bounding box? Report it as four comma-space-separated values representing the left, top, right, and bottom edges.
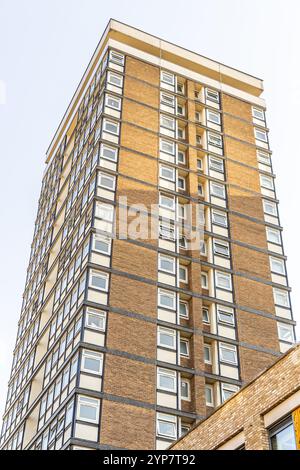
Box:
0, 20, 296, 451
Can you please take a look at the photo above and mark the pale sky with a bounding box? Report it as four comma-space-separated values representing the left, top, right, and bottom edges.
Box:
0, 0, 299, 424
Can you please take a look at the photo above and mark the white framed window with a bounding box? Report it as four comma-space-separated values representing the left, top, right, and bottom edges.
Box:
213, 239, 230, 257
177, 150, 186, 164
160, 92, 175, 107
81, 350, 103, 375
177, 204, 186, 221
260, 174, 274, 190
177, 82, 184, 94
107, 71, 123, 88
102, 119, 119, 135
278, 323, 294, 343
86, 308, 106, 331
105, 94, 121, 110
206, 88, 219, 103
270, 257, 285, 275
195, 111, 201, 122
179, 235, 187, 249
177, 128, 185, 139
179, 300, 189, 318
252, 107, 265, 121
157, 368, 177, 393
156, 413, 177, 439
109, 50, 125, 65
158, 289, 176, 310
263, 200, 277, 216
158, 326, 176, 349
159, 223, 175, 241
210, 182, 226, 199
221, 383, 239, 402
207, 110, 221, 124
179, 266, 188, 283
161, 71, 175, 86
178, 176, 186, 190
209, 156, 224, 172
198, 183, 204, 196
200, 239, 207, 255
197, 159, 203, 171
77, 395, 100, 423
98, 172, 116, 190
159, 193, 175, 211
257, 151, 271, 165
89, 270, 109, 291
180, 338, 189, 357
95, 202, 114, 221
100, 144, 118, 162
177, 104, 185, 116
217, 305, 235, 325
201, 272, 208, 289
255, 128, 268, 142
212, 209, 227, 227
160, 139, 175, 155
196, 134, 202, 145
273, 288, 290, 308
205, 384, 214, 406
160, 114, 175, 130
216, 271, 232, 291
208, 132, 222, 148
219, 342, 238, 365
158, 254, 175, 274
160, 165, 175, 182
204, 344, 212, 364
180, 379, 191, 401
202, 307, 210, 324
93, 234, 111, 255
267, 227, 281, 245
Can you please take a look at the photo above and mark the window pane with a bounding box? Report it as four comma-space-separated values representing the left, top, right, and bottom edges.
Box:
271, 423, 296, 450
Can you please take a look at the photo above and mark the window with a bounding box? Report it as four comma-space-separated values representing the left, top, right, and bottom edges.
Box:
195, 111, 201, 122
257, 151, 271, 165
77, 396, 100, 423
178, 204, 185, 221
86, 309, 106, 331
159, 223, 175, 241
197, 159, 203, 171
207, 110, 221, 124
93, 234, 111, 255
212, 209, 227, 227
221, 383, 239, 402
255, 128, 268, 142
180, 424, 190, 437
216, 271, 232, 291
208, 132, 222, 148
161, 71, 175, 86
210, 182, 226, 199
177, 83, 184, 94
81, 350, 103, 375
260, 174, 274, 190
177, 150, 186, 164
204, 344, 212, 364
158, 289, 176, 310
179, 266, 188, 283
206, 88, 219, 103
100, 144, 118, 162
103, 119, 119, 135
201, 272, 208, 289
177, 105, 184, 116
160, 139, 175, 155
180, 379, 190, 401
267, 227, 281, 245
270, 257, 285, 275
200, 240, 207, 255
217, 305, 235, 325
109, 50, 124, 65
98, 172, 116, 190
274, 288, 290, 308
205, 385, 214, 406
160, 114, 175, 130
177, 128, 185, 139
198, 183, 204, 196
157, 368, 177, 392
270, 417, 297, 450
180, 338, 189, 357
263, 200, 277, 216
196, 134, 202, 145
179, 300, 189, 318
160, 165, 175, 182
89, 270, 109, 291
159, 194, 175, 210
158, 254, 175, 274
107, 71, 123, 87
178, 177, 186, 190
219, 342, 238, 365
202, 307, 210, 324
213, 239, 230, 257
161, 92, 175, 107
156, 413, 177, 439
105, 94, 121, 110
252, 107, 265, 121
95, 202, 114, 221
158, 326, 176, 349
278, 323, 294, 343
209, 156, 224, 172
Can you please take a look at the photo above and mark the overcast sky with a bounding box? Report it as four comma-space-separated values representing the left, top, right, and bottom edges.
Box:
0, 0, 299, 423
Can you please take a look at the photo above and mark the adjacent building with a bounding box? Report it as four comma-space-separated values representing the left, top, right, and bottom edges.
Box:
0, 20, 296, 450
